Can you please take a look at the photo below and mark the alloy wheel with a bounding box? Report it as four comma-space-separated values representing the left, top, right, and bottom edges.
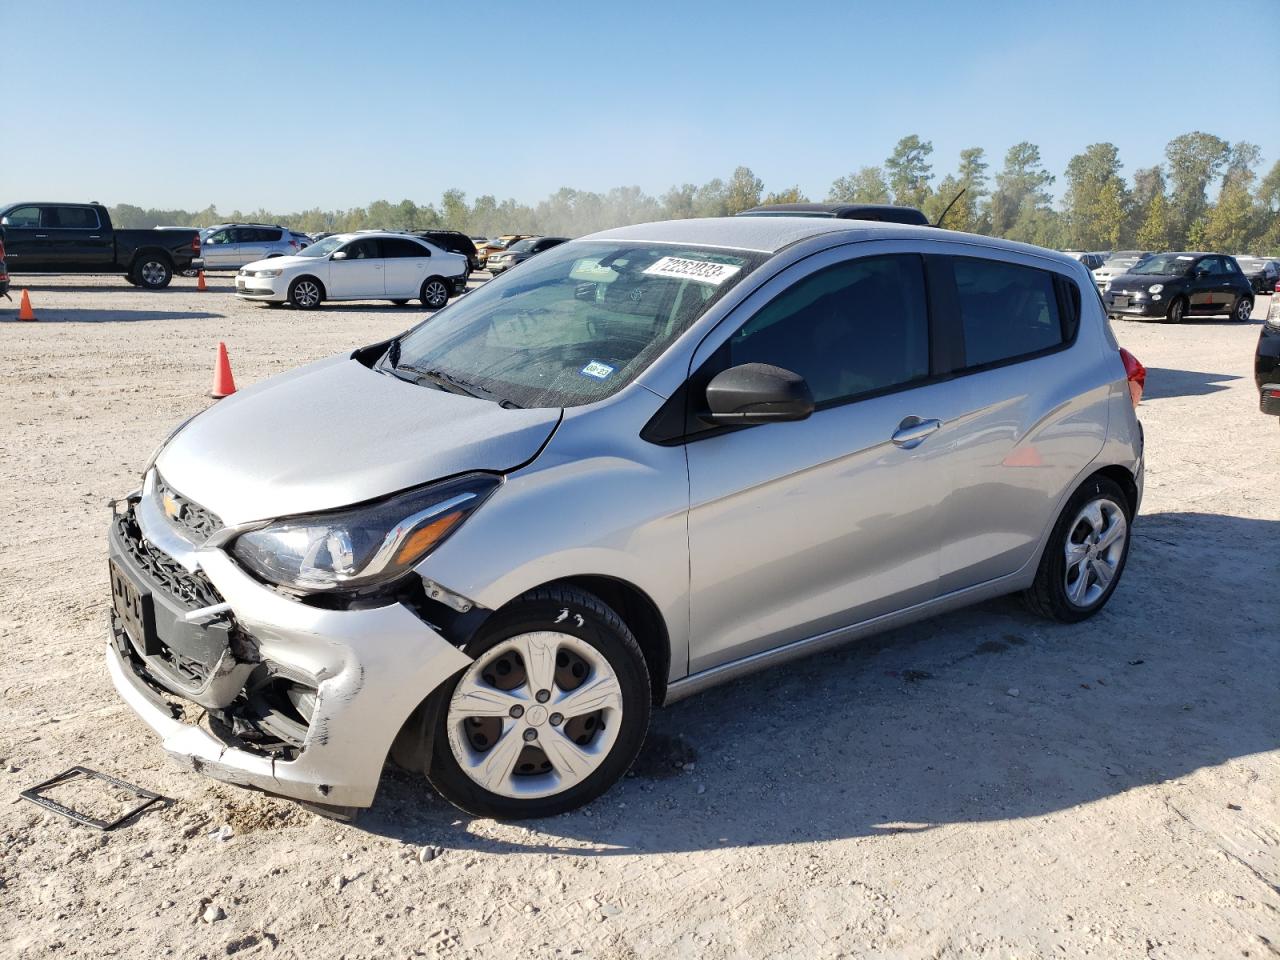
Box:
293, 280, 320, 307
1062, 497, 1127, 608
445, 632, 623, 799
140, 261, 167, 286
1235, 298, 1252, 322
425, 280, 448, 308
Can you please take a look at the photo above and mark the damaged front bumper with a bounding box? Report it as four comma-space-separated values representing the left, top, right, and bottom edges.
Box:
105, 473, 471, 807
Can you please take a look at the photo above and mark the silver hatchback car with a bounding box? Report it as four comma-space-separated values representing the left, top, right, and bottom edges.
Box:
107, 217, 1144, 820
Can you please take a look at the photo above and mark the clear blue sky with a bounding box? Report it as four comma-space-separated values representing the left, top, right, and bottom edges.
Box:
7, 0, 1275, 212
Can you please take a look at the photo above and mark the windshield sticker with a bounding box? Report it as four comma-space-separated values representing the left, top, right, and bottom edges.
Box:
643, 256, 741, 286
1176, 255, 1194, 260
581, 361, 615, 380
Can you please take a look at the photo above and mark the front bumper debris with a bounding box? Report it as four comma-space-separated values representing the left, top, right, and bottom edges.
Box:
105, 473, 471, 807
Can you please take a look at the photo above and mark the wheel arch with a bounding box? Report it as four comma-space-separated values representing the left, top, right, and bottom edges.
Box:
129, 247, 174, 270
289, 274, 327, 299
1091, 464, 1139, 517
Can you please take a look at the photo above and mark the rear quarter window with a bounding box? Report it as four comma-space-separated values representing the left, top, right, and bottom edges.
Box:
951, 257, 1076, 368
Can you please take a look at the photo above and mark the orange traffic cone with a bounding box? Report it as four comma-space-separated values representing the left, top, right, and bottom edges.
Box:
196, 270, 208, 292
17, 289, 36, 321
210, 342, 237, 399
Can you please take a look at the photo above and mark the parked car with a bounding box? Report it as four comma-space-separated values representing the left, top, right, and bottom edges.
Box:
201, 223, 306, 270
108, 216, 1144, 820
1063, 251, 1109, 271
411, 230, 481, 273
1091, 251, 1154, 290
1257, 295, 1280, 419
1102, 252, 1255, 323
485, 236, 570, 274
0, 226, 9, 300
0, 202, 201, 288
476, 235, 530, 268
290, 231, 312, 251
234, 231, 468, 309
1233, 255, 1279, 294
738, 202, 930, 225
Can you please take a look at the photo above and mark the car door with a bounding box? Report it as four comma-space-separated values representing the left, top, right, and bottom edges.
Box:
46, 205, 112, 269
202, 228, 239, 269
0, 205, 47, 271
382, 237, 431, 297
928, 252, 1107, 594
1220, 257, 1250, 314
1186, 256, 1223, 314
326, 238, 385, 298
685, 246, 968, 673
238, 228, 274, 265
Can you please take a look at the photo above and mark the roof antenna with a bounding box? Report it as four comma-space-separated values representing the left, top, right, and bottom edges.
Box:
933, 187, 967, 228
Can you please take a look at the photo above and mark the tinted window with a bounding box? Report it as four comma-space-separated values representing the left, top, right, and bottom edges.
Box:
49, 206, 99, 229
2, 206, 40, 227
1223, 258, 1239, 274
255, 228, 282, 242
952, 258, 1065, 367
727, 255, 930, 405
382, 238, 429, 258
339, 239, 380, 259
206, 229, 234, 245
1196, 257, 1224, 275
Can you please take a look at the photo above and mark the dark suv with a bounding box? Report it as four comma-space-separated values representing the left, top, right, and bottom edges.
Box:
412, 230, 480, 273
1102, 252, 1255, 323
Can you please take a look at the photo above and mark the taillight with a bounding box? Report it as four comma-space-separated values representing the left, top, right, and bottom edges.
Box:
192, 234, 201, 254
1119, 348, 1145, 407
289, 239, 299, 249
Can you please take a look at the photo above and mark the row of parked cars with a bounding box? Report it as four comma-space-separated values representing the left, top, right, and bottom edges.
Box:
1064, 248, 1274, 324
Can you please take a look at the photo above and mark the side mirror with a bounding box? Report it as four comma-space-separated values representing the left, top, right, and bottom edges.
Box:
700, 363, 814, 425
331, 251, 348, 261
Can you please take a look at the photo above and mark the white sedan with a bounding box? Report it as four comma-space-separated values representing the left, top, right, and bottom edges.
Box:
235, 232, 468, 309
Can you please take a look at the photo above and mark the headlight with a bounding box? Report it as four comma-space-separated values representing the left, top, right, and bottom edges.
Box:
256, 269, 284, 278
231, 473, 500, 593
1148, 284, 1163, 294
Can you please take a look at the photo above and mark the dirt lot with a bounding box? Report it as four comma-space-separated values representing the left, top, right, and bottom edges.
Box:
1, 273, 1277, 960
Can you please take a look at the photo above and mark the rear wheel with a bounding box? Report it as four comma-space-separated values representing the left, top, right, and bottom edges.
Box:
132, 257, 173, 289
1024, 475, 1132, 623
420, 276, 450, 309
1233, 296, 1254, 323
288, 277, 323, 309
1165, 296, 1186, 324
427, 586, 651, 820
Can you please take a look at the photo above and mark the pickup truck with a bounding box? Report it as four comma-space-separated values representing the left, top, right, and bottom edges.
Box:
0, 202, 202, 289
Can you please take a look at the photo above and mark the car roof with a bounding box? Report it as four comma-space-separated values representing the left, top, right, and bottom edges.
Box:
583, 216, 1079, 266
738, 202, 929, 225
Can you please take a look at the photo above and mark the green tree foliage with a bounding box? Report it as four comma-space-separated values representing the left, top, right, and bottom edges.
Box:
827, 166, 890, 204
102, 134, 1278, 255
989, 142, 1055, 238
1063, 143, 1131, 249
884, 135, 933, 208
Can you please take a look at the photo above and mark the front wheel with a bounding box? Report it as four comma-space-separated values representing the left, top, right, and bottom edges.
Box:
420, 276, 450, 309
288, 277, 323, 309
427, 586, 651, 820
1234, 297, 1254, 323
1165, 296, 1186, 324
1024, 475, 1132, 623
132, 257, 173, 289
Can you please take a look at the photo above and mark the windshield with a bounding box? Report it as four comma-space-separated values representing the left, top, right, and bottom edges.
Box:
507, 238, 537, 253
387, 241, 767, 408
1132, 254, 1196, 276
296, 235, 345, 258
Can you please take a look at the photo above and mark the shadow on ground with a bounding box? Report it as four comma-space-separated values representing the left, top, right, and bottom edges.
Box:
1142, 366, 1242, 399
0, 308, 225, 323
355, 511, 1279, 856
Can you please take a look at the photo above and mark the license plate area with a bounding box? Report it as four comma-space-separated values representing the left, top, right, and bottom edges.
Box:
110, 559, 158, 655
1112, 295, 1130, 308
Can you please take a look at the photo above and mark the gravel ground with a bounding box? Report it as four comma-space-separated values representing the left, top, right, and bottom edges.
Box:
1, 273, 1277, 960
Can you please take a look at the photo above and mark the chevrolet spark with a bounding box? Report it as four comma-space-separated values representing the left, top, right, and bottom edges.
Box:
107, 217, 1144, 820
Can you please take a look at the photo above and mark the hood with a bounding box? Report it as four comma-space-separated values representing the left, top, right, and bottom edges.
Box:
156, 355, 561, 526
1108, 273, 1178, 291
242, 255, 314, 272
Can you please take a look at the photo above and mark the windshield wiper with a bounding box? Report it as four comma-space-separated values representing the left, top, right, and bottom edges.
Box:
396, 365, 484, 398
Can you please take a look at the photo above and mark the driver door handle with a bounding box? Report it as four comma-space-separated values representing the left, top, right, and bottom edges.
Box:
892, 417, 941, 449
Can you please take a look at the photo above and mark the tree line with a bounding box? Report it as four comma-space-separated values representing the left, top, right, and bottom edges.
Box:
110, 131, 1280, 255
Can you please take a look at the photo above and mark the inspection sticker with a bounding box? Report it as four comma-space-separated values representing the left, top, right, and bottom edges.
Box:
581, 361, 615, 380
643, 256, 741, 286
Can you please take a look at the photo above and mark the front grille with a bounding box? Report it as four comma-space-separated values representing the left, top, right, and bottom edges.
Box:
155, 474, 222, 544
114, 507, 224, 610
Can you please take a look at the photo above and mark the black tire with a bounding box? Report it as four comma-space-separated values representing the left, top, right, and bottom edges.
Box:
391, 299, 410, 306
1165, 296, 1186, 324
426, 585, 652, 820
1023, 474, 1133, 623
1233, 296, 1254, 323
288, 276, 324, 309
131, 256, 173, 289
420, 276, 450, 309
